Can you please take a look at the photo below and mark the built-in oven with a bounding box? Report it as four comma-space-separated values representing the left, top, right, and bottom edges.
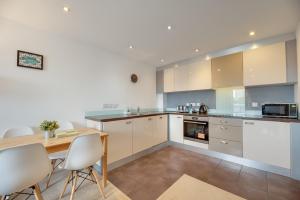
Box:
184, 116, 209, 144
262, 103, 298, 119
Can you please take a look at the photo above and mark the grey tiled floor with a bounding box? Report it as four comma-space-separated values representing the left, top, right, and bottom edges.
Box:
109, 146, 300, 200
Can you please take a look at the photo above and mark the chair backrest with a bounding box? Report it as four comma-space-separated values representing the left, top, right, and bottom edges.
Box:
0, 143, 51, 196
56, 121, 74, 132
2, 127, 34, 139
64, 133, 102, 170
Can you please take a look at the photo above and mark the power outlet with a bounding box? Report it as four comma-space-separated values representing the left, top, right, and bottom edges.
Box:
251, 102, 258, 108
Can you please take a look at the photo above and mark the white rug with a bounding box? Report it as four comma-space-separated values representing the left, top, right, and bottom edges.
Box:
157, 174, 245, 200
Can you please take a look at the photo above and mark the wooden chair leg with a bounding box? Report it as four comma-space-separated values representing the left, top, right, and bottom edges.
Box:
70, 171, 78, 200
33, 184, 44, 200
59, 171, 72, 200
46, 159, 56, 188
91, 168, 106, 199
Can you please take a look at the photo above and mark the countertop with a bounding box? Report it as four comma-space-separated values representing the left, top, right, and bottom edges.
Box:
85, 111, 300, 123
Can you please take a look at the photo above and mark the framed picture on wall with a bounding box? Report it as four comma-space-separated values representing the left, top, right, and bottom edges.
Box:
17, 50, 43, 70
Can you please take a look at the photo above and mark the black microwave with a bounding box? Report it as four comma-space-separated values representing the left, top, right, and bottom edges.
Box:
262, 103, 298, 119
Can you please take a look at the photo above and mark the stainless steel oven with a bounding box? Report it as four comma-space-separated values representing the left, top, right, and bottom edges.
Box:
262, 103, 298, 119
184, 116, 209, 144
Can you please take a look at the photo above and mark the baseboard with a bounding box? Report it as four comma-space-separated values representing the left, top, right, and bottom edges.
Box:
107, 142, 169, 171
169, 141, 292, 179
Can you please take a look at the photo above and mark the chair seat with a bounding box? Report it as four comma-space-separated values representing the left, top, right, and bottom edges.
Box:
48, 151, 67, 160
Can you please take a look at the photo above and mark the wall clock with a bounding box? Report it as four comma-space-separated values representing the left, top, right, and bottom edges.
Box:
131, 74, 138, 83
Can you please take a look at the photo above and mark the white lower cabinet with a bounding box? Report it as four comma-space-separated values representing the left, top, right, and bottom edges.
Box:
102, 120, 133, 164
154, 115, 168, 145
133, 117, 155, 154
169, 115, 183, 143
90, 115, 168, 164
243, 120, 291, 169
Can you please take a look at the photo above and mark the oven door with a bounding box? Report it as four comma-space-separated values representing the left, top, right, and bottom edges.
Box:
184, 120, 208, 143
262, 104, 289, 117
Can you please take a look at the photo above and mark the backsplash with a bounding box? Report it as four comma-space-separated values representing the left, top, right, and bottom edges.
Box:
165, 90, 216, 109
164, 84, 295, 112
245, 84, 295, 110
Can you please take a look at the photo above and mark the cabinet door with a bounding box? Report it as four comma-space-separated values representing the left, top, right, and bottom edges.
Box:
154, 115, 168, 145
243, 120, 290, 169
103, 120, 133, 164
243, 42, 286, 86
169, 115, 183, 143
163, 68, 174, 92
211, 52, 243, 88
174, 65, 189, 91
133, 117, 155, 153
188, 60, 212, 90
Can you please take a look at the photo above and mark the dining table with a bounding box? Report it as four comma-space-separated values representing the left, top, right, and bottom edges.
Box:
0, 128, 109, 187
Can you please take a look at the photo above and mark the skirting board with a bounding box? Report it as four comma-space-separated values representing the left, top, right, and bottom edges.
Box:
103, 141, 295, 181
169, 141, 293, 179
107, 142, 169, 171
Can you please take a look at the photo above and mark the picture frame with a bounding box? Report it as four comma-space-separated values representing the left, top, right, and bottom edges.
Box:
17, 50, 44, 70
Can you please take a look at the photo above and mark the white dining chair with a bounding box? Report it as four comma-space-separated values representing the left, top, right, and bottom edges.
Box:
0, 143, 51, 200
59, 133, 105, 200
46, 121, 74, 188
2, 127, 34, 138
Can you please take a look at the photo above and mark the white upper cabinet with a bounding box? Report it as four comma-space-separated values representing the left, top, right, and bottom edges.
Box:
163, 68, 174, 92
163, 60, 212, 92
243, 42, 287, 86
174, 65, 189, 91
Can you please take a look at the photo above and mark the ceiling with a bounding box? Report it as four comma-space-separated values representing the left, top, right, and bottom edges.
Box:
1, 0, 300, 67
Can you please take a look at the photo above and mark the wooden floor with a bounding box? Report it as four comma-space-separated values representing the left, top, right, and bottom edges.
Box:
109, 146, 300, 200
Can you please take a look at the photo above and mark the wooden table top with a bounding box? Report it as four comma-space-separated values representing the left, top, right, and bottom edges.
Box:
0, 128, 108, 151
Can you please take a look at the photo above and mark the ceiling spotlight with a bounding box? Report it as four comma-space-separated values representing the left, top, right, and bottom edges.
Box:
129, 45, 134, 49
251, 44, 258, 49
195, 48, 199, 53
161, 59, 165, 63
205, 55, 210, 60
167, 25, 172, 30
63, 6, 70, 12
249, 31, 255, 36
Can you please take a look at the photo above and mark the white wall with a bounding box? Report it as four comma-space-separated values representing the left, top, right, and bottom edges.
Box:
297, 22, 300, 105
0, 18, 156, 135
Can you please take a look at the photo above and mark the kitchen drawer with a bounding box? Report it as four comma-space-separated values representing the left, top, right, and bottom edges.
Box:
209, 138, 243, 157
209, 124, 242, 142
209, 117, 243, 126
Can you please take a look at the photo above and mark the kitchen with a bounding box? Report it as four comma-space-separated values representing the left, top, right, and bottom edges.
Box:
1, 1, 300, 200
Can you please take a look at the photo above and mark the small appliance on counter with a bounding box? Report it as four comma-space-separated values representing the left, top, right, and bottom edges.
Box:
262, 103, 298, 119
199, 103, 208, 114
177, 105, 188, 113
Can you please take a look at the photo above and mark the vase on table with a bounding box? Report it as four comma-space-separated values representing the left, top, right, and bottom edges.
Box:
44, 131, 55, 139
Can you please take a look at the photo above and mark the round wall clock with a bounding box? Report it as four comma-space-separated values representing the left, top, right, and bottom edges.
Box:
131, 74, 138, 83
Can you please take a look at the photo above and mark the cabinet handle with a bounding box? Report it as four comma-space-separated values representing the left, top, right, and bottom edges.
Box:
160, 116, 163, 119
148, 118, 152, 121
220, 140, 228, 144
177, 116, 182, 119
126, 121, 132, 124
245, 122, 254, 125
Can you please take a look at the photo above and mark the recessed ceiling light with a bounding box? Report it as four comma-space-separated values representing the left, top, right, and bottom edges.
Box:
129, 45, 134, 49
251, 44, 258, 49
249, 31, 255, 36
205, 55, 210, 60
161, 59, 165, 63
167, 25, 172, 30
63, 6, 70, 12
195, 48, 199, 53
